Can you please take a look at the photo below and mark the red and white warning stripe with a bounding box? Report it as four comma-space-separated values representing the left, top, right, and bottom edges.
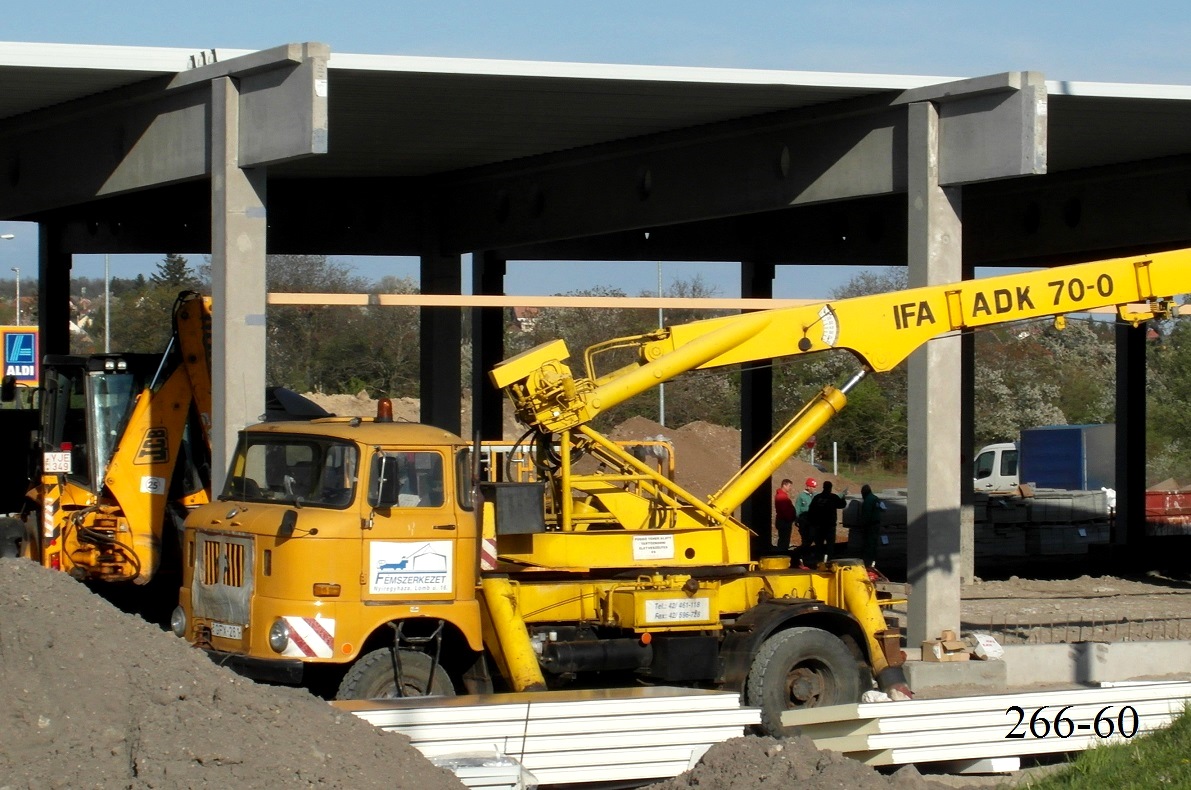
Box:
280, 616, 335, 658
480, 537, 498, 571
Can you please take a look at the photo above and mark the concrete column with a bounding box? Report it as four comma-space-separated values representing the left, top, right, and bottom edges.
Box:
952, 255, 976, 585
906, 101, 965, 644
740, 261, 775, 558
210, 76, 268, 493
472, 251, 507, 441
419, 252, 463, 435
1114, 322, 1147, 549
37, 223, 72, 356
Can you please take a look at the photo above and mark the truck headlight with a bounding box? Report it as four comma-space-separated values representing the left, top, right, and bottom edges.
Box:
268, 619, 290, 653
170, 606, 187, 637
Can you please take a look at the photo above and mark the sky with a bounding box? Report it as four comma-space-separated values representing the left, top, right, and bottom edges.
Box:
2, 0, 1188, 299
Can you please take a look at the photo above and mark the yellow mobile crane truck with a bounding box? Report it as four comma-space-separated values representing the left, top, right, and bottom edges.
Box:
173, 250, 1188, 735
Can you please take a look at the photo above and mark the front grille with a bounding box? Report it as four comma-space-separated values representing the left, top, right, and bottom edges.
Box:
202, 539, 245, 587
193, 533, 253, 625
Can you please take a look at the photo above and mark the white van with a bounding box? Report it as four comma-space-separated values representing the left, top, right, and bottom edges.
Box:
974, 442, 1018, 490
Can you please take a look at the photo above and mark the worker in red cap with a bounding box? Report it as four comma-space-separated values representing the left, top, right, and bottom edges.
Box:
793, 478, 817, 565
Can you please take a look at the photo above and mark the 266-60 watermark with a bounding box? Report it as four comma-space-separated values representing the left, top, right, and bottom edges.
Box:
1005, 705, 1139, 739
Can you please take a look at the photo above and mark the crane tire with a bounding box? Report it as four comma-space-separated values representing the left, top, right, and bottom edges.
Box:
335, 647, 455, 701
746, 626, 862, 737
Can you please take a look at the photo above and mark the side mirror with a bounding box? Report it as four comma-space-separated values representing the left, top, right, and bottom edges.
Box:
278, 509, 299, 538
368, 452, 399, 509
0, 375, 15, 403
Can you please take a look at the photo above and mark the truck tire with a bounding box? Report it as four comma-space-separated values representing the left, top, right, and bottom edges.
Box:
745, 626, 861, 737
336, 647, 455, 700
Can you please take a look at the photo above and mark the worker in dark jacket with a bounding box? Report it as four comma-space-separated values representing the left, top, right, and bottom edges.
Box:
859, 483, 884, 568
806, 480, 847, 562
792, 478, 816, 565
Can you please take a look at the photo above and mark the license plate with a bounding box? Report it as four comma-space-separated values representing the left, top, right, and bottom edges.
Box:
211, 622, 243, 640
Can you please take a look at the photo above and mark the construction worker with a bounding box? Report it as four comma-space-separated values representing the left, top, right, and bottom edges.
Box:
793, 478, 817, 563
859, 483, 884, 569
806, 480, 847, 562
773, 479, 796, 553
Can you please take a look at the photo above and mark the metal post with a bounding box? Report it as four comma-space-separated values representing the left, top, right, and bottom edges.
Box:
10, 266, 19, 325
104, 253, 110, 352
657, 261, 665, 427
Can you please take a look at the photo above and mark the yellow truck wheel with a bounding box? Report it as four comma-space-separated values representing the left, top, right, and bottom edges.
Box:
745, 626, 862, 737
336, 647, 456, 700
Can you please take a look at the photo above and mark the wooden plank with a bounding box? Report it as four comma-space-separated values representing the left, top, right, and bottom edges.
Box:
784, 680, 1191, 726
848, 715, 1174, 766
269, 292, 818, 310
367, 708, 756, 742
801, 697, 1186, 744
404, 724, 747, 762
931, 757, 1021, 775
339, 686, 758, 786
814, 699, 1180, 752
534, 759, 699, 785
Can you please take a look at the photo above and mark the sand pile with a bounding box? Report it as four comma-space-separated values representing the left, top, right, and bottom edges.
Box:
0, 558, 464, 790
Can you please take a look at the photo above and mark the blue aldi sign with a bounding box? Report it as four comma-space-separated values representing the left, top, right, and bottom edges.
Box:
3, 328, 38, 384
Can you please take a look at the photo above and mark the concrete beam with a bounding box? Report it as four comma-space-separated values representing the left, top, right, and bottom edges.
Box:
0, 43, 328, 217
437, 95, 906, 253
434, 73, 1042, 254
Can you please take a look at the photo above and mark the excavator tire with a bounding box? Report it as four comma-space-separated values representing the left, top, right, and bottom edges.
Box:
335, 647, 456, 701
0, 517, 24, 559
745, 626, 862, 737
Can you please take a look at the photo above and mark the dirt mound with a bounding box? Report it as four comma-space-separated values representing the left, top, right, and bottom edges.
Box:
306, 390, 420, 420
643, 735, 955, 790
607, 416, 853, 502
0, 558, 464, 790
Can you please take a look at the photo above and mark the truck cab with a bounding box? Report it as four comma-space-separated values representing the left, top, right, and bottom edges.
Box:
175, 415, 483, 696
973, 442, 1018, 490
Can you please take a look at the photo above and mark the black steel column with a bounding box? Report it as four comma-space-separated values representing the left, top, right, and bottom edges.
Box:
472, 251, 507, 441
1114, 321, 1147, 549
740, 261, 775, 558
419, 251, 463, 435
38, 223, 72, 356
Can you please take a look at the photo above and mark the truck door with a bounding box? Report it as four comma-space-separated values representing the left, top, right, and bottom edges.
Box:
361, 449, 474, 605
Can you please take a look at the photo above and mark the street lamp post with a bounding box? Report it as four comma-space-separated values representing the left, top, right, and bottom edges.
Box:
1, 233, 14, 325
10, 267, 19, 325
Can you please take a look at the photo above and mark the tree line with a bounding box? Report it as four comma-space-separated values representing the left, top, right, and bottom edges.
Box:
52, 253, 1191, 484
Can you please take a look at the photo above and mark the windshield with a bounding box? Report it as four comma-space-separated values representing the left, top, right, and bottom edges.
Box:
87, 372, 139, 490
223, 435, 359, 508
42, 364, 142, 493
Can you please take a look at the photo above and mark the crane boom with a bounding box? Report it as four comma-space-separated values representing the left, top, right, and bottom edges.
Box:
493, 249, 1188, 435
492, 248, 1188, 522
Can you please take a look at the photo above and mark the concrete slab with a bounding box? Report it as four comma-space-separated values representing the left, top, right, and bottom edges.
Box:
1000, 640, 1191, 686
904, 658, 1007, 693
901, 640, 1191, 699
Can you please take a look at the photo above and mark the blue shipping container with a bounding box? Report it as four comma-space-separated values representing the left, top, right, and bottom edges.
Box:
1019, 424, 1115, 490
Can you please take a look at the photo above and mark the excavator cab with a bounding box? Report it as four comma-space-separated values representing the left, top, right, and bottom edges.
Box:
38, 353, 162, 495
